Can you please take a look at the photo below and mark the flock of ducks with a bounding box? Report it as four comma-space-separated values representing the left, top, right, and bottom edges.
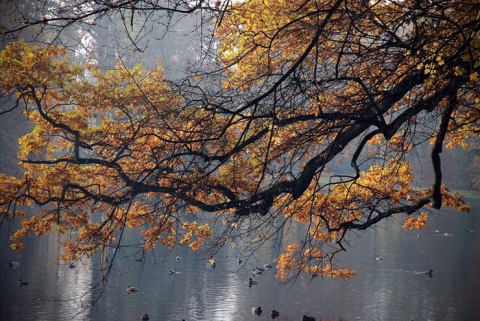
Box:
375, 256, 433, 277
250, 306, 280, 319
10, 260, 77, 287
250, 307, 315, 320
7, 255, 341, 320
249, 263, 273, 287
10, 236, 447, 320
248, 262, 281, 319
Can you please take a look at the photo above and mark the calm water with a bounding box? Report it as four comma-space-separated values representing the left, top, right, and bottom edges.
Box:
2, 205, 480, 321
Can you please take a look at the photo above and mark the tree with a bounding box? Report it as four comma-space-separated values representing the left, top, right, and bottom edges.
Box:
0, 0, 479, 283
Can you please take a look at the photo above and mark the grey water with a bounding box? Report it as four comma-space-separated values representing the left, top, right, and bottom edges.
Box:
2, 205, 480, 321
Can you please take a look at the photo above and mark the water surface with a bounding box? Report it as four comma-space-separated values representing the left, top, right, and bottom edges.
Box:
2, 205, 480, 321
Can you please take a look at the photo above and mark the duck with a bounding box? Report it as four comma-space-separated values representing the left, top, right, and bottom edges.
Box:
207, 257, 216, 269
169, 269, 180, 275
176, 256, 181, 261
248, 278, 257, 286
252, 269, 263, 276
376, 255, 383, 261
270, 309, 280, 318
69, 262, 76, 269
263, 263, 272, 269
237, 257, 243, 264
141, 313, 149, 321
126, 286, 138, 293
426, 269, 433, 277
18, 279, 28, 286
251, 306, 262, 315
303, 315, 316, 321
8, 261, 19, 268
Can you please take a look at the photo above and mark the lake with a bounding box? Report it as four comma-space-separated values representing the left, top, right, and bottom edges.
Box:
2, 205, 480, 321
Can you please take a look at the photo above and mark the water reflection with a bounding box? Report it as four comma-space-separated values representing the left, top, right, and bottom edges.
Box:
1, 228, 93, 321
2, 206, 480, 320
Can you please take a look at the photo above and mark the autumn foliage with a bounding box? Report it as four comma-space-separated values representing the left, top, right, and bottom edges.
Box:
1, 0, 479, 281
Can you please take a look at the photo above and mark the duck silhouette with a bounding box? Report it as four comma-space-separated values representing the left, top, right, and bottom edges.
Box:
249, 278, 257, 286
251, 306, 262, 316
252, 269, 263, 276
270, 309, 280, 318
303, 315, 315, 321
126, 286, 138, 293
141, 313, 149, 320
426, 269, 433, 277
69, 262, 76, 269
9, 261, 19, 268
18, 279, 28, 286
207, 257, 216, 269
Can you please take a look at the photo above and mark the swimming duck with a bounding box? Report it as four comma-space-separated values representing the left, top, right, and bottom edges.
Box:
237, 258, 243, 264
249, 278, 257, 286
9, 261, 19, 268
303, 315, 315, 321
205, 256, 216, 269
176, 256, 181, 261
251, 306, 262, 315
69, 262, 76, 269
126, 286, 138, 293
270, 309, 280, 318
263, 263, 272, 269
169, 269, 180, 275
252, 269, 263, 276
376, 256, 383, 261
18, 279, 28, 286
426, 269, 433, 277
255, 266, 265, 272
141, 313, 149, 320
